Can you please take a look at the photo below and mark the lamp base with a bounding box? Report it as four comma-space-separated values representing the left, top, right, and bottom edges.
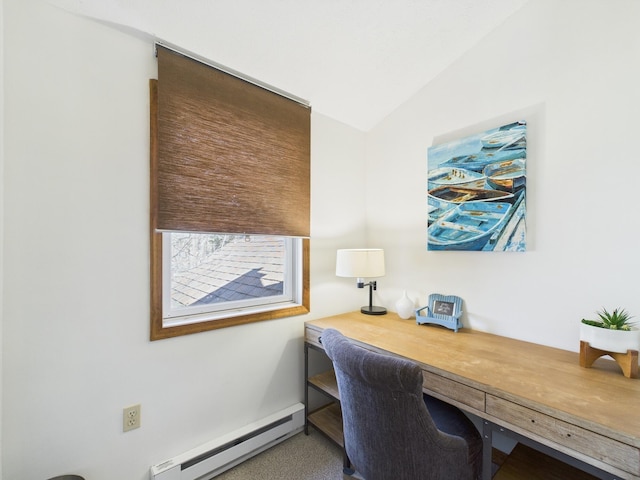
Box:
361, 306, 387, 315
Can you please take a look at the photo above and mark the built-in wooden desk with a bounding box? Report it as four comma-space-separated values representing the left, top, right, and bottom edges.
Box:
304, 312, 640, 480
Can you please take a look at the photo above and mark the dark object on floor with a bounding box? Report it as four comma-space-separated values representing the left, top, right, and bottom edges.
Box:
322, 328, 482, 480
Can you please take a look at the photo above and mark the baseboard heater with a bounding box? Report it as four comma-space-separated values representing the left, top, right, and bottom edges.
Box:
150, 403, 305, 480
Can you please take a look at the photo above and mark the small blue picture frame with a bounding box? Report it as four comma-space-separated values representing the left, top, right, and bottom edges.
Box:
416, 294, 463, 332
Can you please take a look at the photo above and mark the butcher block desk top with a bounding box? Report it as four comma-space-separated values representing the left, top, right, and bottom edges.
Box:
305, 312, 640, 479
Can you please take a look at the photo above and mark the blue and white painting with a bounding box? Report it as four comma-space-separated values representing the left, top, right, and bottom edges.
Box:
427, 121, 526, 251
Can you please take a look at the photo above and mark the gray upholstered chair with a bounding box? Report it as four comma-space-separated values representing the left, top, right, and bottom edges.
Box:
322, 328, 482, 480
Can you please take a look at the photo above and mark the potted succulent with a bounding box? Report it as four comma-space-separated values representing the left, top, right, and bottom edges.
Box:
580, 307, 640, 353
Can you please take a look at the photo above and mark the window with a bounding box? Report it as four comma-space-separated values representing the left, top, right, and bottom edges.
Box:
149, 45, 310, 340
163, 233, 303, 327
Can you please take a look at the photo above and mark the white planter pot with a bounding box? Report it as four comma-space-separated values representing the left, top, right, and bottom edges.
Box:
580, 323, 640, 354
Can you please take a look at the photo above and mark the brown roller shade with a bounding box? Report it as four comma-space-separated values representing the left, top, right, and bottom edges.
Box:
154, 45, 310, 237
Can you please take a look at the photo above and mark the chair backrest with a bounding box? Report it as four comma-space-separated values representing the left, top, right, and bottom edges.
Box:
322, 328, 474, 480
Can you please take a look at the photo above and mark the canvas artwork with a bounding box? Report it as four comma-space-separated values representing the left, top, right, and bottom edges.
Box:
427, 121, 527, 251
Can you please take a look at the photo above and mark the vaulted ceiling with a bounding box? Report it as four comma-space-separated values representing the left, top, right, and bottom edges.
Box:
49, 0, 530, 131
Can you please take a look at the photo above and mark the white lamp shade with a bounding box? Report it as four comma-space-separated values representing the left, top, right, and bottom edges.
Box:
336, 249, 385, 278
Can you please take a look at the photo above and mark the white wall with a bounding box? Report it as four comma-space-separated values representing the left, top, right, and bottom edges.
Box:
367, 0, 640, 351
2, 1, 365, 479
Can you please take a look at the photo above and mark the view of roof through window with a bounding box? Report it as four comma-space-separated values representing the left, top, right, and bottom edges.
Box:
170, 234, 285, 308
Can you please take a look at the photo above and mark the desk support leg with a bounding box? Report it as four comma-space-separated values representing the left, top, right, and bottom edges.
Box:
482, 420, 493, 480
304, 343, 309, 435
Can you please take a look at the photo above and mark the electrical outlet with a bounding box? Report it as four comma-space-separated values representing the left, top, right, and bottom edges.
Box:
123, 404, 141, 432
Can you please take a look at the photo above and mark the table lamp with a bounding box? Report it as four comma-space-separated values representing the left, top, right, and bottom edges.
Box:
336, 248, 387, 315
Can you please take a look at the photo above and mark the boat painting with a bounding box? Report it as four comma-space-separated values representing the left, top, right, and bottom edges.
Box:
427, 121, 527, 251
428, 202, 513, 251
483, 159, 525, 192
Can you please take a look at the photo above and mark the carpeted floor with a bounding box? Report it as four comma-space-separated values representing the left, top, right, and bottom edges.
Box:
215, 429, 361, 480
214, 428, 502, 479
